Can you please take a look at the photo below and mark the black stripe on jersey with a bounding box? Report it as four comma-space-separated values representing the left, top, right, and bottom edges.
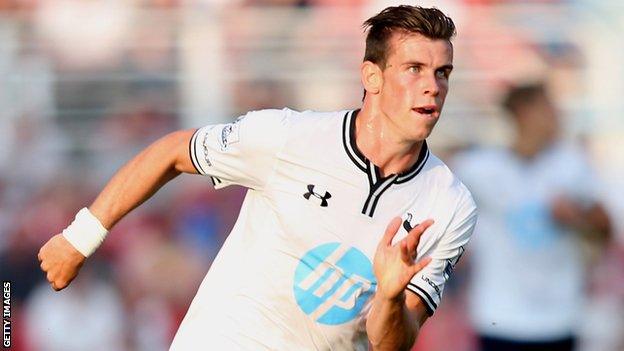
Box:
395, 141, 429, 184
343, 109, 431, 217
189, 129, 207, 175
367, 162, 375, 185
362, 163, 376, 216
361, 164, 397, 217
342, 110, 367, 171
406, 283, 436, 316
366, 176, 396, 216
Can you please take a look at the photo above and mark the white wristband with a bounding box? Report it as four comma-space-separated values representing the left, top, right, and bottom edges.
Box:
62, 208, 109, 257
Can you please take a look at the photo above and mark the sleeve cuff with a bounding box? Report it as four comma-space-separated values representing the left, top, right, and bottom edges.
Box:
189, 128, 208, 175
406, 283, 437, 316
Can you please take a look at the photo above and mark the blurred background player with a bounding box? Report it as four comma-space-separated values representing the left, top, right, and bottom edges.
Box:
453, 82, 612, 351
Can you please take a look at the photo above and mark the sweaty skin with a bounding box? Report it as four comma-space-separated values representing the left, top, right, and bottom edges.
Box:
38, 130, 198, 291
358, 32, 453, 350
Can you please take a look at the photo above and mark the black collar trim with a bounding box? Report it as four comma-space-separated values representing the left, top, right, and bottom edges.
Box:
342, 109, 431, 217
342, 109, 430, 184
342, 109, 367, 171
395, 141, 429, 184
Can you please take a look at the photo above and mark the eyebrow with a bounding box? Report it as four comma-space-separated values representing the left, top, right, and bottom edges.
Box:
438, 64, 454, 71
405, 62, 454, 71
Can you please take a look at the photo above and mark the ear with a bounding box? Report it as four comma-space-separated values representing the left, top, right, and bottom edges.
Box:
361, 61, 383, 95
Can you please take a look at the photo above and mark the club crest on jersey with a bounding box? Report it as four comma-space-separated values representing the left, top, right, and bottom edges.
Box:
303, 184, 331, 207
293, 243, 376, 325
403, 213, 419, 232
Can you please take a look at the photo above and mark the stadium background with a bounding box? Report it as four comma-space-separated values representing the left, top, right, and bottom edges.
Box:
1, 0, 623, 350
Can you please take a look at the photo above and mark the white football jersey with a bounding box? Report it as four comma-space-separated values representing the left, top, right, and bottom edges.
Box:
453, 145, 600, 340
171, 108, 477, 350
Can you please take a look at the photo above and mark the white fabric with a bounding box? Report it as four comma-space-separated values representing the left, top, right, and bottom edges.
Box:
172, 108, 477, 350
453, 144, 599, 340
25, 281, 125, 351
62, 207, 108, 257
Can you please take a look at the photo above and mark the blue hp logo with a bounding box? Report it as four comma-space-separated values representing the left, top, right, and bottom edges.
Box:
506, 201, 559, 250
293, 243, 376, 325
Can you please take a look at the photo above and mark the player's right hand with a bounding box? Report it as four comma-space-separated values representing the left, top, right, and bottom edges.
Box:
372, 217, 433, 301
38, 234, 86, 291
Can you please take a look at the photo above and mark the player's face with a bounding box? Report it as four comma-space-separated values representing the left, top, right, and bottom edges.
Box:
519, 94, 560, 145
378, 32, 453, 141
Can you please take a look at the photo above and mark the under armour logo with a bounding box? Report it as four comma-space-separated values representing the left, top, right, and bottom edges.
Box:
303, 184, 331, 207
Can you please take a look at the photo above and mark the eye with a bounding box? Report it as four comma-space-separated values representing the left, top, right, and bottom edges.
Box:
408, 65, 421, 73
436, 69, 450, 80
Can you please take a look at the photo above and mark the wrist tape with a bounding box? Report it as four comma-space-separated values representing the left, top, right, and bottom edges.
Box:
62, 207, 108, 257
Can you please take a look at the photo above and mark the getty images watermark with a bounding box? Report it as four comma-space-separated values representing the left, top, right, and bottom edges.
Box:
3, 281, 10, 348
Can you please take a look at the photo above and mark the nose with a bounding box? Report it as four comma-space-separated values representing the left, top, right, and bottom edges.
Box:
421, 73, 440, 97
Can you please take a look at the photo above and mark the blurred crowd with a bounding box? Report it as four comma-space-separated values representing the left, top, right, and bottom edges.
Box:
0, 1, 623, 351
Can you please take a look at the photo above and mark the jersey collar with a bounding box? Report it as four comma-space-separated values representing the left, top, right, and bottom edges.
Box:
342, 109, 430, 184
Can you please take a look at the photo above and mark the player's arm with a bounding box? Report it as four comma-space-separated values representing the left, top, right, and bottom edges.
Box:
366, 289, 429, 351
366, 218, 433, 351
38, 129, 198, 291
551, 197, 612, 243
367, 193, 477, 350
89, 129, 198, 229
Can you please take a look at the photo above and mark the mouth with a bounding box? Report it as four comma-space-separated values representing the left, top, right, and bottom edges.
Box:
412, 105, 439, 118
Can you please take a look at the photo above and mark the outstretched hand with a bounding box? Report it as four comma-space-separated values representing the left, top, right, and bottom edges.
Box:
373, 217, 433, 300
38, 234, 86, 291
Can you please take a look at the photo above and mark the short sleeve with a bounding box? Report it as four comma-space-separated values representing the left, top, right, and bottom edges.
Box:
406, 193, 477, 316
189, 108, 290, 190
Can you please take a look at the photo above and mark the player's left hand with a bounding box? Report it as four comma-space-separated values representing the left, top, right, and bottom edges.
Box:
373, 217, 433, 300
38, 233, 86, 291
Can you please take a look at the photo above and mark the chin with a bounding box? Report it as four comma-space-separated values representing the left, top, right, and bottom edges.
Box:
407, 129, 432, 142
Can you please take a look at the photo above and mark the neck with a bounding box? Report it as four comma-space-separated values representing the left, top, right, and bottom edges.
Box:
355, 104, 425, 178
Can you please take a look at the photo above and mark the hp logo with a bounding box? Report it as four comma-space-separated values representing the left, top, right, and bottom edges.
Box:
506, 201, 558, 249
293, 243, 376, 325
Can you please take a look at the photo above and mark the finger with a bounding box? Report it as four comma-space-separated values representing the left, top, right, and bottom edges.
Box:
56, 279, 67, 291
404, 219, 433, 259
406, 233, 418, 257
409, 218, 434, 237
37, 250, 42, 263
51, 277, 68, 291
407, 219, 434, 247
411, 257, 432, 275
400, 241, 411, 263
382, 217, 402, 247
46, 271, 54, 284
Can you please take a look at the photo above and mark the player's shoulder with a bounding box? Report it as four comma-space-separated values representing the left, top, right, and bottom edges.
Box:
243, 107, 348, 130
239, 107, 292, 126
234, 107, 351, 157
257, 108, 353, 144
544, 141, 590, 167
424, 152, 477, 211
287, 108, 350, 127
